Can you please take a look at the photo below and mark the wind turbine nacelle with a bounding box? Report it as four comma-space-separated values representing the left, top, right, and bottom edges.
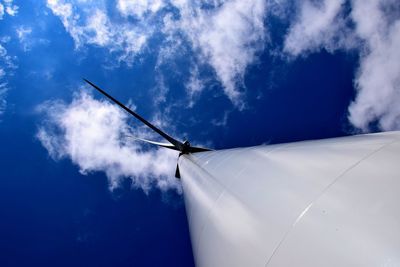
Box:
179, 131, 400, 267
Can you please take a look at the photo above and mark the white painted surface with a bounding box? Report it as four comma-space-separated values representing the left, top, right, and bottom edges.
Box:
179, 131, 400, 267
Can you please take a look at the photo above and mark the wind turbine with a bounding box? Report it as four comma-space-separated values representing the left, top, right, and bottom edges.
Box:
84, 79, 400, 267
83, 78, 210, 178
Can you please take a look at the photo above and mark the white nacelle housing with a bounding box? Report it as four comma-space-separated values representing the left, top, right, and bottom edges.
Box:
179, 131, 400, 267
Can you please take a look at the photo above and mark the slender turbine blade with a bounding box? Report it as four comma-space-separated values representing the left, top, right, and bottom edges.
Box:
83, 78, 184, 151
127, 136, 181, 151
187, 146, 212, 153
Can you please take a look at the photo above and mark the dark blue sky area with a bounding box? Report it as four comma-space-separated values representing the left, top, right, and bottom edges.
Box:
0, 1, 377, 266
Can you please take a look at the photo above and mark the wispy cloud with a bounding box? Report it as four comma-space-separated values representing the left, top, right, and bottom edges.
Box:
16, 25, 33, 51
211, 109, 232, 127
186, 65, 205, 108
172, 0, 267, 109
283, 0, 354, 56
116, 0, 164, 19
0, 42, 16, 71
0, 3, 4, 19
0, 0, 18, 19
0, 82, 6, 116
283, 0, 400, 131
46, 0, 149, 66
37, 91, 181, 192
0, 0, 19, 118
153, 73, 169, 105
348, 0, 400, 131
0, 39, 17, 118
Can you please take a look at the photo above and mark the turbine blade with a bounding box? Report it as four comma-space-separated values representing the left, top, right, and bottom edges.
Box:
175, 164, 181, 179
83, 79, 184, 151
128, 136, 181, 151
187, 146, 212, 153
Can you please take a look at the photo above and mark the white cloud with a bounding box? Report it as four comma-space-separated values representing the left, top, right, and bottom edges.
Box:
45, 0, 81, 45
0, 0, 18, 17
284, 0, 351, 56
0, 0, 18, 19
348, 0, 400, 131
16, 26, 32, 40
0, 42, 17, 70
186, 65, 204, 108
211, 109, 231, 127
16, 26, 33, 51
0, 4, 4, 19
172, 0, 267, 109
0, 83, 6, 116
37, 91, 181, 192
116, 0, 164, 18
283, 0, 400, 131
46, 0, 149, 65
5, 4, 17, 16
153, 74, 169, 105
0, 41, 17, 118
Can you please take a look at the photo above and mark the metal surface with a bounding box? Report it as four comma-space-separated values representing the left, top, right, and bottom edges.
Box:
179, 131, 400, 267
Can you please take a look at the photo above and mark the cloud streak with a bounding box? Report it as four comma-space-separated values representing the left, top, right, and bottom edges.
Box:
37, 91, 180, 192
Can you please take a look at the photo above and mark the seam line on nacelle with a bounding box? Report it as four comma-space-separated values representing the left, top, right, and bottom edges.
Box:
264, 139, 400, 267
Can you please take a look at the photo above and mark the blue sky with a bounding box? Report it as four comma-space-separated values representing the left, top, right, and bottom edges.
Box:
0, 0, 399, 266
